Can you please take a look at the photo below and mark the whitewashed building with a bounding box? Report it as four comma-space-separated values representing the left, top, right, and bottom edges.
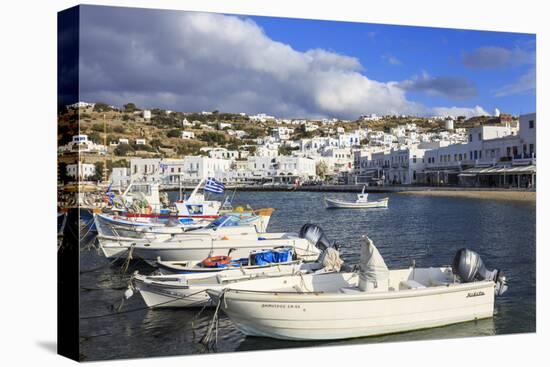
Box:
66, 162, 96, 180
181, 131, 195, 139
58, 135, 107, 155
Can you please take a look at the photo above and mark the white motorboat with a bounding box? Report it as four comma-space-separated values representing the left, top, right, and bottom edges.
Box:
95, 208, 272, 240
130, 219, 322, 264
96, 212, 273, 259
207, 237, 507, 341
155, 246, 297, 274
127, 261, 323, 308
126, 241, 345, 308
325, 186, 388, 209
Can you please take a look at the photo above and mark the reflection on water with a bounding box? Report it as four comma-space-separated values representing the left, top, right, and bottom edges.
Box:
79, 191, 536, 361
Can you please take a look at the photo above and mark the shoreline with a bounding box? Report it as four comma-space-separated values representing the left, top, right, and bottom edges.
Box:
158, 184, 536, 202
397, 190, 536, 202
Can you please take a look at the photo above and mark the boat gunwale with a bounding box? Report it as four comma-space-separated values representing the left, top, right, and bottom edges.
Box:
219, 279, 495, 302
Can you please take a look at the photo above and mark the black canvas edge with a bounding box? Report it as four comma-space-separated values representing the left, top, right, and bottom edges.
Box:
57, 5, 81, 362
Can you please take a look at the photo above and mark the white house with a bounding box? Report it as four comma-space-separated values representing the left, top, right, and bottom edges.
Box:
181, 131, 195, 139
66, 101, 95, 109
58, 135, 107, 155
142, 110, 151, 120
66, 162, 96, 180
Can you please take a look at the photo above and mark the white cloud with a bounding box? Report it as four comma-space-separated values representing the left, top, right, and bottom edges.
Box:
432, 105, 490, 118
80, 8, 488, 119
494, 68, 536, 97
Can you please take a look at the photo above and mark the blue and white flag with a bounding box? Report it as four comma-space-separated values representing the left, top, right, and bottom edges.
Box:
105, 182, 115, 204
205, 177, 225, 194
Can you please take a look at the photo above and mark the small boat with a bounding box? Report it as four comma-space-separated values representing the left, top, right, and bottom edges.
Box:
156, 246, 297, 274
325, 186, 388, 209
96, 212, 273, 260
130, 220, 323, 264
126, 240, 343, 308
207, 236, 507, 341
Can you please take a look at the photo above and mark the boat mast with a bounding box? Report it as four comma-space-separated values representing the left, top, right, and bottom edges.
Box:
188, 178, 204, 201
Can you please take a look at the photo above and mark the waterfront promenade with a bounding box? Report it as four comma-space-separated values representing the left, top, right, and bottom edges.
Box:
160, 184, 535, 201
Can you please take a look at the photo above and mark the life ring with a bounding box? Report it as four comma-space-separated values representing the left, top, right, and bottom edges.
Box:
201, 256, 231, 268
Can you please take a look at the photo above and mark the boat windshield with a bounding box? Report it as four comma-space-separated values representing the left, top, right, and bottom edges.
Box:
207, 215, 242, 229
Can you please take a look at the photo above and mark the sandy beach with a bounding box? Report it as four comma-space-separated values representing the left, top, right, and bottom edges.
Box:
398, 190, 536, 202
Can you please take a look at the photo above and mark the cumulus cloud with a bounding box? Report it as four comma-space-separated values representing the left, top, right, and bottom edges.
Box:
79, 6, 487, 119
462, 46, 535, 70
432, 105, 490, 118
398, 72, 477, 100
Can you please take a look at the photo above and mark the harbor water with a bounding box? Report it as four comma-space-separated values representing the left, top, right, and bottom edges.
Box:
79, 191, 536, 361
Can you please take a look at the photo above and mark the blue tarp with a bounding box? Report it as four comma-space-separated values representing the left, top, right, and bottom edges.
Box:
252, 248, 293, 265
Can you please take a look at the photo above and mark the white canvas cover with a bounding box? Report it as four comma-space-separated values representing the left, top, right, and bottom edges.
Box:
358, 236, 389, 292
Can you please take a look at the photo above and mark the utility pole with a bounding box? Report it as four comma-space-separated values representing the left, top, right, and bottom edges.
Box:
102, 113, 108, 183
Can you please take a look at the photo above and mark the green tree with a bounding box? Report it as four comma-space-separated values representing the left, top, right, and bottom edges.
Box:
199, 131, 227, 145
91, 161, 104, 182
114, 143, 135, 156
167, 129, 182, 138
124, 103, 138, 112
93, 102, 112, 112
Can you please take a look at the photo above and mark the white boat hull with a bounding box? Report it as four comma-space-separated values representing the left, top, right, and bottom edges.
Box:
132, 262, 320, 308
132, 237, 319, 264
212, 270, 496, 340
325, 197, 389, 209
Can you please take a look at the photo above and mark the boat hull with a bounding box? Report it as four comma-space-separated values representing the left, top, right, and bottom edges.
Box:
132, 238, 319, 264
133, 261, 317, 308
215, 274, 495, 340
325, 197, 389, 209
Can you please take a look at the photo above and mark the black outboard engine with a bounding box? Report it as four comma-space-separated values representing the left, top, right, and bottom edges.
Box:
452, 248, 508, 296
299, 223, 334, 251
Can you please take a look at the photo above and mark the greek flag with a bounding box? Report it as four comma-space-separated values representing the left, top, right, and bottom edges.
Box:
205, 177, 225, 194
105, 182, 115, 204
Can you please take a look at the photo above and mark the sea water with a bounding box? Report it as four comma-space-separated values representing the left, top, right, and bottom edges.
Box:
79, 191, 536, 361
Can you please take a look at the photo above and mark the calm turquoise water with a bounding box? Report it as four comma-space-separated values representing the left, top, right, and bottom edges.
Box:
79, 191, 536, 361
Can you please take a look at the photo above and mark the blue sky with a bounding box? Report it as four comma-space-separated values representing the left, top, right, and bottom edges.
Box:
77, 6, 536, 119
252, 15, 536, 115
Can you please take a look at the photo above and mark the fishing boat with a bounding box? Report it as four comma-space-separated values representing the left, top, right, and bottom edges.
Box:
96, 212, 273, 259
155, 246, 295, 274
207, 236, 507, 341
130, 219, 322, 264
324, 186, 388, 209
125, 241, 343, 308
94, 208, 273, 240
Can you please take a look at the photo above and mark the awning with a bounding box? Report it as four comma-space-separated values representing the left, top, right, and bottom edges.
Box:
458, 165, 536, 176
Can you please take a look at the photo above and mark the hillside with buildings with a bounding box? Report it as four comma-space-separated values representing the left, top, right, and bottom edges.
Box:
58, 102, 535, 189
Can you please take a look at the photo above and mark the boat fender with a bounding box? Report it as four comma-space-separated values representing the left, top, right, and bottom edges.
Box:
124, 286, 134, 299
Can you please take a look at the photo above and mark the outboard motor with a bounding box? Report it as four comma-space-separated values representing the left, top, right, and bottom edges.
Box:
452, 248, 508, 296
299, 223, 334, 251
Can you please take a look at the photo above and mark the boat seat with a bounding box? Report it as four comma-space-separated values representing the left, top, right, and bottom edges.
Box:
399, 280, 426, 290
339, 286, 363, 294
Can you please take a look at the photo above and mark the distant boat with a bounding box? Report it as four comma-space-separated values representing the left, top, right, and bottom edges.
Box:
325, 186, 388, 209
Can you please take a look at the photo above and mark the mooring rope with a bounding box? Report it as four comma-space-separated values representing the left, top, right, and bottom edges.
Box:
199, 289, 227, 350
80, 288, 211, 320
120, 244, 136, 274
